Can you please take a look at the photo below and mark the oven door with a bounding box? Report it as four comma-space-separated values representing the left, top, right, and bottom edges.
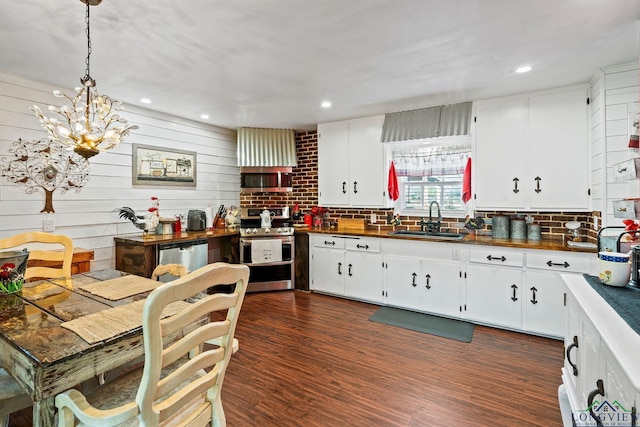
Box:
240, 236, 294, 292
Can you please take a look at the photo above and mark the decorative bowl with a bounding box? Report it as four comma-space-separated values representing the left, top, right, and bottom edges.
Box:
598, 251, 630, 263
598, 258, 631, 287
0, 249, 29, 294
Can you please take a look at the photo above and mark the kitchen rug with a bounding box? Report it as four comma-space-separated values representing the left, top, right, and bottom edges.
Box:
369, 307, 474, 343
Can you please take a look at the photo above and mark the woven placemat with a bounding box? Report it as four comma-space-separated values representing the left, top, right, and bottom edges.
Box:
61, 300, 191, 344
78, 275, 161, 301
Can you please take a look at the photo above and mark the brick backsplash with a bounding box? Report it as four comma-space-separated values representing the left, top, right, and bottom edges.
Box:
240, 130, 600, 243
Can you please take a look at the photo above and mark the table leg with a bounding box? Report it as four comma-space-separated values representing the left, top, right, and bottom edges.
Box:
33, 397, 55, 427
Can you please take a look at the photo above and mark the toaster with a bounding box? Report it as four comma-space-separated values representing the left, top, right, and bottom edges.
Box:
187, 210, 207, 231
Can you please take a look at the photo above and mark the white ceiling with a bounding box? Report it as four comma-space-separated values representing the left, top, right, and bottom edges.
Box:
1, 0, 639, 131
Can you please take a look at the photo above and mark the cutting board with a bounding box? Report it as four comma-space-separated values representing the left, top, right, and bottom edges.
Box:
337, 218, 367, 230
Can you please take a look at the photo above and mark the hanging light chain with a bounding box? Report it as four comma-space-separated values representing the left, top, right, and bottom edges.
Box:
81, 0, 95, 87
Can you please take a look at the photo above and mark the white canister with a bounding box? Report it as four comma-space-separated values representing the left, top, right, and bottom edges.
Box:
282, 206, 290, 218
204, 205, 213, 228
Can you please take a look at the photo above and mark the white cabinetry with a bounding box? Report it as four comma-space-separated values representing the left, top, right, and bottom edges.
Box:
317, 116, 385, 207
465, 248, 523, 329
310, 235, 346, 296
474, 87, 589, 211
560, 275, 640, 427
383, 240, 461, 317
309, 234, 383, 303
524, 251, 592, 338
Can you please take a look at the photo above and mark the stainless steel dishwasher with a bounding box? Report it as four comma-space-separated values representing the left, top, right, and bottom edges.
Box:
156, 239, 208, 282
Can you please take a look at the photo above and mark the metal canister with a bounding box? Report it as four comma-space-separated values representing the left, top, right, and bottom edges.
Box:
510, 219, 526, 240
527, 223, 542, 241
492, 215, 510, 239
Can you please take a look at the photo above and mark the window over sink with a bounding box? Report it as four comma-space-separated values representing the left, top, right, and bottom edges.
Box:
389, 136, 471, 217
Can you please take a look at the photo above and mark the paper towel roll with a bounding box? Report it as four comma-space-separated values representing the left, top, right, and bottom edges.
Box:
205, 205, 213, 228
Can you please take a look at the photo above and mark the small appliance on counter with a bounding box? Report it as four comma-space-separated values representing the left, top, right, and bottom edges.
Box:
187, 210, 207, 231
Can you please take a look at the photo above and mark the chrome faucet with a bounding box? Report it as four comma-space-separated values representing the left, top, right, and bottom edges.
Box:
421, 201, 442, 233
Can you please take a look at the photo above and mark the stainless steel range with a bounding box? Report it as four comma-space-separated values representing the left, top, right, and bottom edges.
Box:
239, 207, 294, 292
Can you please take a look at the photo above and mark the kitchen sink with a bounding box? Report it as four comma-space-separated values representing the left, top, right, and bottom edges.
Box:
388, 230, 467, 240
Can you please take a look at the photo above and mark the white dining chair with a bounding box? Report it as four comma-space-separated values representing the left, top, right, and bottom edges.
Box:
0, 231, 74, 425
55, 262, 250, 426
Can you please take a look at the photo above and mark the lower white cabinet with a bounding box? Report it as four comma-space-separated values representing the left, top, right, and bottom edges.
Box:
384, 256, 421, 310
560, 274, 640, 427
523, 271, 566, 337
420, 259, 461, 318
309, 233, 595, 340
464, 248, 524, 330
465, 263, 523, 329
310, 234, 383, 303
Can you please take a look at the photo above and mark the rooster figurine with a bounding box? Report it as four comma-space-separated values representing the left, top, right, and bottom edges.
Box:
117, 198, 160, 233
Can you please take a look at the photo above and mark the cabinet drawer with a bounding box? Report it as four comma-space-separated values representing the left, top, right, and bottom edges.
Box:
612, 199, 640, 219
469, 249, 523, 267
345, 238, 381, 252
526, 252, 590, 273
612, 158, 640, 181
312, 235, 345, 249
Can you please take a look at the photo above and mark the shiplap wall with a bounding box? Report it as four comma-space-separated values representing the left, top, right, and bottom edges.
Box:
0, 71, 239, 270
593, 63, 640, 227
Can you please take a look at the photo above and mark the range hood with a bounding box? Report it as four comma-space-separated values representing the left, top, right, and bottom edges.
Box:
237, 128, 297, 167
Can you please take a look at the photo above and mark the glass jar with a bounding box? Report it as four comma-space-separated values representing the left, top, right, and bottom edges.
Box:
565, 221, 583, 242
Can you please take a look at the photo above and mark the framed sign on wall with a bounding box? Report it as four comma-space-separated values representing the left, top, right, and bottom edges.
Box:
132, 144, 197, 187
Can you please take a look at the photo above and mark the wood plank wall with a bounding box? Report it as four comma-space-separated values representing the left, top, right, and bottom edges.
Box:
593, 62, 639, 227
0, 71, 240, 270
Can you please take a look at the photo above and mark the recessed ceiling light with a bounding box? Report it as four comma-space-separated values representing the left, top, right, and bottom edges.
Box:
516, 66, 532, 74
200, 114, 210, 120
140, 98, 152, 104
321, 101, 332, 108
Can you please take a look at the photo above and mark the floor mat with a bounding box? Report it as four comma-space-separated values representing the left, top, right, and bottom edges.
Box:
369, 306, 474, 343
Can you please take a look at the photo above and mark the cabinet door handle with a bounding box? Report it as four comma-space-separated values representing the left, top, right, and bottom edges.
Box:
511, 284, 518, 302
618, 166, 628, 173
324, 240, 336, 246
566, 335, 579, 377
487, 255, 506, 262
618, 206, 628, 212
425, 274, 431, 289
348, 263, 353, 277
356, 244, 369, 250
353, 181, 358, 194
530, 287, 538, 304
534, 176, 542, 193
342, 181, 347, 194
411, 272, 417, 287
546, 260, 570, 268
512, 177, 519, 194
587, 379, 605, 426
338, 262, 342, 275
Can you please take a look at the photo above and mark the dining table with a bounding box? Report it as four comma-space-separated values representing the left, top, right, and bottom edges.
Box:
0, 268, 183, 427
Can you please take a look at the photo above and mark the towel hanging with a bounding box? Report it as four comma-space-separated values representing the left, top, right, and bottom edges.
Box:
462, 157, 472, 203
388, 161, 399, 201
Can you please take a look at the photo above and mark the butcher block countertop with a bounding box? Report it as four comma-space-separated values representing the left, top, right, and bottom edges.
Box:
113, 229, 239, 246
114, 226, 596, 254
297, 225, 597, 253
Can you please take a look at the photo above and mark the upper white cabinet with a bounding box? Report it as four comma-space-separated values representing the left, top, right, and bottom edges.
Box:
317, 116, 385, 207
474, 87, 590, 211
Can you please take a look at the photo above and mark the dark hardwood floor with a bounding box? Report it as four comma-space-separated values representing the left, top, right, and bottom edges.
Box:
10, 290, 564, 426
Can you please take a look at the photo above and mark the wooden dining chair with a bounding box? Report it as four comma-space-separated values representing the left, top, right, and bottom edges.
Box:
55, 262, 250, 426
150, 263, 189, 281
0, 231, 74, 280
0, 231, 74, 426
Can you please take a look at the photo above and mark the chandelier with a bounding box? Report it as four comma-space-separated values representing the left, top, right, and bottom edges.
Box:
31, 0, 138, 160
